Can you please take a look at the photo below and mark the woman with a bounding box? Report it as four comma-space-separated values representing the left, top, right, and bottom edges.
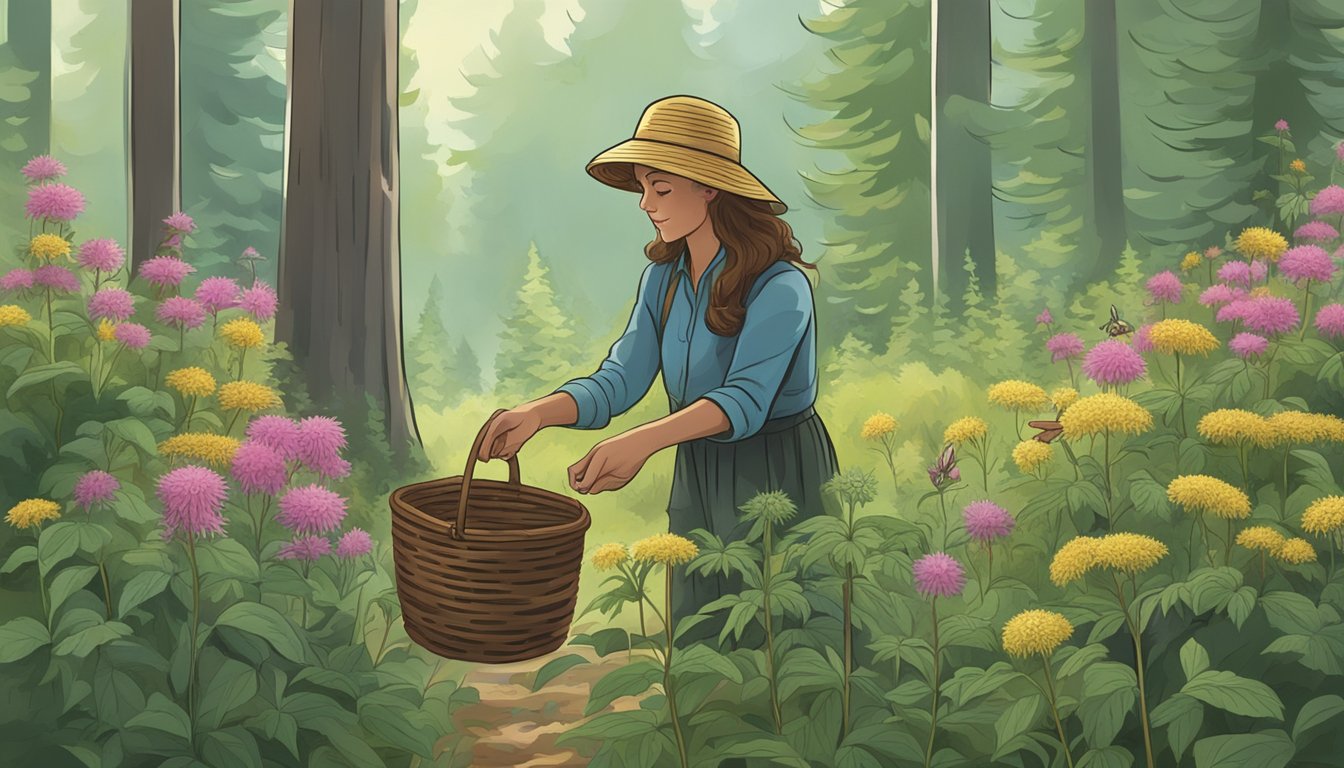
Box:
477, 95, 841, 646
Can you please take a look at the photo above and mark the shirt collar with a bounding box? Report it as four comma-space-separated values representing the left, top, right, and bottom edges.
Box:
675, 243, 727, 279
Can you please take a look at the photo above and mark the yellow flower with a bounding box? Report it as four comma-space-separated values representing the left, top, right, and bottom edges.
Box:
1094, 533, 1168, 574
0, 305, 32, 327
1249, 285, 1273, 298
944, 416, 988, 445
219, 317, 264, 349
1236, 526, 1286, 554
1235, 226, 1288, 261
1050, 537, 1099, 587
29, 233, 71, 261
1322, 415, 1344, 443
1302, 496, 1344, 536
165, 367, 217, 398
1180, 252, 1202, 273
630, 533, 699, 566
1002, 610, 1074, 658
861, 412, 898, 440
1263, 411, 1339, 448
1148, 319, 1220, 356
1197, 409, 1271, 448
1290, 158, 1307, 174
590, 543, 628, 572
96, 318, 117, 341
1051, 387, 1079, 413
1167, 475, 1252, 520
6, 498, 60, 529
1276, 538, 1316, 565
158, 433, 241, 467
1012, 440, 1052, 474
987, 380, 1050, 411
1059, 393, 1153, 439
217, 380, 281, 412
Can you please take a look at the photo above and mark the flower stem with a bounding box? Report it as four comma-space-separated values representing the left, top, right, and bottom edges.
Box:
923, 598, 942, 768
1113, 576, 1155, 768
664, 566, 689, 768
763, 523, 782, 735
842, 562, 853, 743
99, 558, 113, 620
1042, 656, 1075, 768
186, 535, 202, 745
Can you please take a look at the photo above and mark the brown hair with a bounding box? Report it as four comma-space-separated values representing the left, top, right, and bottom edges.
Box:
643, 188, 818, 337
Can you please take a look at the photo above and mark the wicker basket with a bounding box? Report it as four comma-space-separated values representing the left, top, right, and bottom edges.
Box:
389, 408, 591, 663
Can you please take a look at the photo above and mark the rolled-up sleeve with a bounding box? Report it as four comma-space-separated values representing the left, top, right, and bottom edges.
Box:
552, 263, 662, 430
698, 269, 811, 443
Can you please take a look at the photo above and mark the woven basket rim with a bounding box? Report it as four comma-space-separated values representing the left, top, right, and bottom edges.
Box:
390, 474, 591, 542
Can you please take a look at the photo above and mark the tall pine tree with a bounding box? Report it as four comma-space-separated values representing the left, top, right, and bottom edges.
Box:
494, 242, 581, 398
407, 276, 453, 412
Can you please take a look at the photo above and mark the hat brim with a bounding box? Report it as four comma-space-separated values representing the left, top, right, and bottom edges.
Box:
586, 139, 788, 215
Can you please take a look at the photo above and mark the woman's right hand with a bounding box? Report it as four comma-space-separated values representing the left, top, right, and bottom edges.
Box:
476, 407, 543, 463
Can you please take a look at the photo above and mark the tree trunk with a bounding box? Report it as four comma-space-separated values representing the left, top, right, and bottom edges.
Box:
1086, 0, 1125, 280
277, 0, 420, 459
127, 0, 181, 271
8, 0, 51, 157
934, 0, 994, 309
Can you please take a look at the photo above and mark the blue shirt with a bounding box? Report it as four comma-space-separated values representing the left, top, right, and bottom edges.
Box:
552, 244, 817, 443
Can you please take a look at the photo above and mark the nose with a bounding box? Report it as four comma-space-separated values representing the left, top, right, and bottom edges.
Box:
639, 190, 656, 212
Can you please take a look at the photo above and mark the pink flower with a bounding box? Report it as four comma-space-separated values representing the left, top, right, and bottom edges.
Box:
1337, 141, 1344, 163
1082, 339, 1147, 387
1279, 245, 1336, 284
33, 265, 79, 293
1217, 299, 1253, 325
1036, 307, 1053, 326
296, 416, 347, 473
0, 268, 35, 292
155, 296, 206, 330
1242, 295, 1300, 336
246, 415, 302, 460
335, 528, 374, 559
1203, 245, 1223, 260
157, 465, 227, 539
239, 246, 264, 262
230, 440, 288, 496
912, 552, 965, 598
194, 277, 240, 313
77, 238, 126, 272
1146, 271, 1184, 304
1293, 220, 1339, 243
1311, 185, 1344, 217
276, 535, 331, 561
1132, 323, 1154, 354
88, 288, 136, 322
1315, 303, 1344, 339
21, 155, 67, 183
73, 470, 120, 511
1228, 333, 1268, 360
25, 183, 85, 222
1218, 260, 1253, 288
238, 280, 277, 321
276, 484, 348, 535
310, 455, 352, 481
962, 500, 1014, 543
1275, 119, 1289, 133
114, 322, 151, 349
162, 211, 195, 234
1199, 284, 1245, 308
1249, 260, 1269, 284
1046, 332, 1084, 362
138, 256, 195, 288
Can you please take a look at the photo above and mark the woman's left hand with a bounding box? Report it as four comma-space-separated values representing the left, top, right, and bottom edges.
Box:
569, 433, 655, 494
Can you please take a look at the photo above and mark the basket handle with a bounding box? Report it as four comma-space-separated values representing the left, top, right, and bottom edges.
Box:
455, 408, 522, 539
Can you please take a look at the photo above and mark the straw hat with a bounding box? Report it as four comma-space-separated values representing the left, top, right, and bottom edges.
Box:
586, 95, 787, 215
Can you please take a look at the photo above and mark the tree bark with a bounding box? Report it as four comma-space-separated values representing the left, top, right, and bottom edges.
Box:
1086, 0, 1126, 279
934, 0, 994, 309
127, 0, 181, 271
277, 0, 420, 458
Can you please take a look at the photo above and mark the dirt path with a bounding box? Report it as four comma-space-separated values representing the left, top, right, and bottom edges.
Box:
450, 633, 649, 767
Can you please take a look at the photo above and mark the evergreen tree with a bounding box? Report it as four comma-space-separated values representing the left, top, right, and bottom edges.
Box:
886, 273, 928, 365
0, 1, 52, 225
960, 250, 995, 367
398, 0, 450, 303
180, 0, 287, 281
495, 242, 581, 397
449, 336, 484, 401
407, 276, 453, 412
824, 331, 874, 378
986, 250, 1034, 382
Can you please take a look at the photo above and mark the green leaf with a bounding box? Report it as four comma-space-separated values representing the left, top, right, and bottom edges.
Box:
1227, 586, 1256, 630
248, 710, 299, 760
198, 658, 258, 732
531, 652, 588, 692
7, 361, 87, 399
38, 522, 83, 574
714, 737, 809, 767
1079, 662, 1137, 747
117, 386, 175, 419
1076, 747, 1134, 768
126, 692, 192, 742
569, 627, 632, 657
1058, 644, 1108, 679
670, 643, 743, 684
1181, 670, 1284, 719
118, 570, 172, 618
585, 658, 662, 716
201, 729, 262, 768
1192, 730, 1294, 768
359, 690, 439, 757
1292, 694, 1344, 746
992, 694, 1042, 759
1, 545, 36, 575
104, 417, 161, 458
61, 745, 101, 768
0, 616, 51, 662
1260, 591, 1324, 634
212, 603, 305, 663
556, 710, 660, 744
778, 646, 841, 700
53, 620, 132, 658
945, 662, 1022, 708
1180, 638, 1210, 680
1150, 693, 1202, 761
198, 538, 259, 582
49, 565, 98, 614
1128, 470, 1171, 520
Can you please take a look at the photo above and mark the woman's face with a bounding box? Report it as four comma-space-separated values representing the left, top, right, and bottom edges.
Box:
632, 163, 718, 242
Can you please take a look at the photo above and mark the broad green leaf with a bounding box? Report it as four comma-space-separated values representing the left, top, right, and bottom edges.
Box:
944, 662, 1022, 707
201, 729, 262, 768
49, 565, 98, 614
1076, 747, 1134, 768
1078, 662, 1137, 747
1181, 670, 1284, 720
0, 616, 51, 662
778, 646, 840, 701
53, 620, 132, 658
1058, 644, 1109, 679
1, 545, 36, 574
1260, 591, 1324, 634
1150, 693, 1202, 761
584, 658, 662, 717
1192, 730, 1294, 768
7, 361, 87, 399
556, 710, 660, 744
126, 692, 192, 742
118, 571, 172, 618
104, 417, 160, 458
1292, 694, 1344, 745
212, 603, 305, 663
531, 653, 589, 692
670, 643, 743, 684
992, 694, 1042, 759
359, 690, 439, 757
1180, 638, 1210, 680
198, 658, 259, 732
60, 745, 100, 768
38, 522, 83, 574
1227, 586, 1256, 630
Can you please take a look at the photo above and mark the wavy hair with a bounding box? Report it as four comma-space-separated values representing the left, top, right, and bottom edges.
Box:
643, 188, 817, 337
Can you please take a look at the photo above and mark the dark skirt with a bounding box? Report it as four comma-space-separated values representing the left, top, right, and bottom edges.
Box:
664, 404, 842, 648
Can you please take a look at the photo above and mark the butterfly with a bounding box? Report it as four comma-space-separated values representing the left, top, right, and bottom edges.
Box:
1099, 304, 1135, 338
1027, 419, 1064, 444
